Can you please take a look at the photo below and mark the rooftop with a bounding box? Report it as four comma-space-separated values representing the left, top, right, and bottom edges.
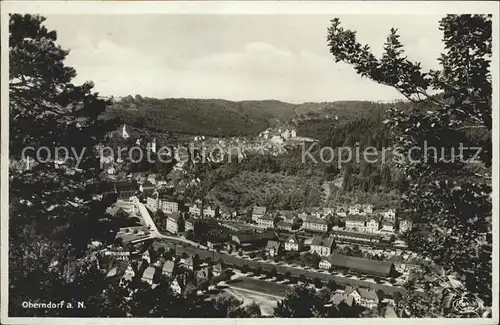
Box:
304, 216, 328, 224
253, 206, 267, 214
232, 231, 276, 243
142, 266, 156, 280
326, 255, 395, 277
311, 235, 335, 247
265, 240, 281, 251
258, 214, 275, 221
276, 221, 293, 228
114, 180, 139, 190
331, 229, 383, 239
166, 212, 181, 221
347, 215, 366, 222
162, 260, 176, 273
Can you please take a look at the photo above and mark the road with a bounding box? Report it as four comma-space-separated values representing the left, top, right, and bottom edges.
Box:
172, 244, 411, 296
137, 203, 414, 296
135, 202, 160, 237
134, 202, 209, 249
159, 234, 208, 250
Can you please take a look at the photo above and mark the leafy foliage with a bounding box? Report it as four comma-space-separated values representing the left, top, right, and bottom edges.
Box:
9, 13, 120, 315
326, 14, 492, 308
274, 285, 326, 317
208, 170, 323, 210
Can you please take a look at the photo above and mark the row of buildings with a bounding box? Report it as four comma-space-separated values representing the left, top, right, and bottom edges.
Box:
251, 206, 413, 235
261, 233, 399, 280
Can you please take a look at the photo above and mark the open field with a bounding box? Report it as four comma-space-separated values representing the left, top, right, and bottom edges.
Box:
228, 277, 292, 297
225, 287, 279, 316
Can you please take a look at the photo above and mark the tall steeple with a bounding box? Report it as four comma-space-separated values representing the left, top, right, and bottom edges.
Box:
122, 124, 129, 139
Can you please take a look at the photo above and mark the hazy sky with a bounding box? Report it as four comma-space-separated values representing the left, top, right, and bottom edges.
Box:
44, 14, 445, 103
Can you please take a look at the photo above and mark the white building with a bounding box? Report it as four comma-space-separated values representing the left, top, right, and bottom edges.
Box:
257, 215, 275, 228
252, 206, 267, 221
115, 199, 137, 214
189, 204, 201, 216
270, 135, 284, 144
399, 219, 413, 233
302, 217, 329, 233
363, 204, 374, 214
319, 259, 332, 270
284, 235, 302, 251
336, 207, 347, 217
380, 220, 395, 233
162, 200, 179, 213
203, 206, 216, 218
383, 209, 396, 222
146, 196, 159, 212
349, 204, 361, 215
310, 236, 335, 257
365, 216, 381, 233
147, 174, 157, 185
281, 129, 291, 139
345, 215, 366, 232
150, 138, 157, 153
141, 267, 155, 285
122, 124, 130, 139
166, 212, 181, 234
344, 287, 379, 309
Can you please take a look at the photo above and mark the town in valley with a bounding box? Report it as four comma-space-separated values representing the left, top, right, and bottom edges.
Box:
5, 7, 494, 320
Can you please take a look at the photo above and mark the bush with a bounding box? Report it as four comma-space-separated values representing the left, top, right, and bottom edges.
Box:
313, 277, 323, 289
326, 280, 338, 291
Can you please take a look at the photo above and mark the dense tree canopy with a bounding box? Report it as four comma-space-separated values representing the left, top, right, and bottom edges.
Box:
8, 13, 121, 315
327, 14, 493, 309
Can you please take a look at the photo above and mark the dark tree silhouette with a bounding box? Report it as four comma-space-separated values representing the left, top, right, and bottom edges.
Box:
327, 14, 492, 311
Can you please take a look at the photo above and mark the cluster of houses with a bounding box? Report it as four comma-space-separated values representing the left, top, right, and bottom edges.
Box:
343, 205, 413, 234
258, 126, 298, 144
118, 248, 228, 296
251, 204, 413, 235
219, 227, 399, 280
328, 286, 384, 310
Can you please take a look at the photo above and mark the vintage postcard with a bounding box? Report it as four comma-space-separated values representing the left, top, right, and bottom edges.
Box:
1, 1, 498, 324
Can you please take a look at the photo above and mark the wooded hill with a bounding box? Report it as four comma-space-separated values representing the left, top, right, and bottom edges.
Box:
103, 96, 297, 137
103, 96, 400, 138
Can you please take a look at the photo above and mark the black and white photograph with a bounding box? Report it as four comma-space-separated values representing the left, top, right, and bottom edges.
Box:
1, 1, 498, 323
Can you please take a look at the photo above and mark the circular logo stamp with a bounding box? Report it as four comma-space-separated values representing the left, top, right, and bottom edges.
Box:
452, 293, 481, 314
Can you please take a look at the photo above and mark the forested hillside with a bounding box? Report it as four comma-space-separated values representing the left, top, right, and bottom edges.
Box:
103, 96, 411, 139
104, 96, 297, 137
